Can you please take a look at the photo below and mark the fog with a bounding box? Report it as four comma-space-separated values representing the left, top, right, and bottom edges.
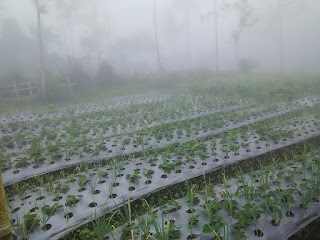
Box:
2, 2, 320, 240
0, 0, 320, 88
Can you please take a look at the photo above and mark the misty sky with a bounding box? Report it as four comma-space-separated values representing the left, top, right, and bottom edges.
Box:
0, 0, 320, 79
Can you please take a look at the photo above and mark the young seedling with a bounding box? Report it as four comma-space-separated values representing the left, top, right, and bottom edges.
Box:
220, 175, 238, 216
137, 199, 155, 239
65, 195, 83, 207
143, 169, 155, 179
91, 210, 118, 240
89, 179, 99, 194
12, 213, 40, 239
188, 214, 200, 237
78, 175, 88, 190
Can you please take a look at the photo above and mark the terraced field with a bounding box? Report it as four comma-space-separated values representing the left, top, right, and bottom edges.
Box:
1, 75, 320, 240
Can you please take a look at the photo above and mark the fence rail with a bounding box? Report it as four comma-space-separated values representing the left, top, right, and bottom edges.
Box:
60, 79, 78, 96
0, 79, 78, 102
0, 81, 39, 102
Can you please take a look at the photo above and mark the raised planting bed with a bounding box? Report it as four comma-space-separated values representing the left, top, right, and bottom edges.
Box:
6, 109, 320, 240
2, 96, 319, 185
0, 94, 249, 182
0, 92, 171, 123
104, 150, 320, 240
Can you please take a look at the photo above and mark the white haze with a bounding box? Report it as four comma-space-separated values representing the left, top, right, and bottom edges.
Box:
0, 0, 320, 81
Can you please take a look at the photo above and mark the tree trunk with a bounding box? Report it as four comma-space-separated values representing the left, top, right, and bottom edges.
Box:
278, 0, 284, 73
35, 0, 46, 98
214, 0, 219, 74
186, 0, 190, 65
153, 0, 163, 73
235, 41, 239, 68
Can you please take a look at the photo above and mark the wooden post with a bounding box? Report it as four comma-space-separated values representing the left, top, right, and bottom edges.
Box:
278, 0, 284, 73
13, 81, 19, 102
214, 0, 219, 74
35, 0, 46, 98
0, 171, 13, 240
28, 82, 33, 98
153, 0, 163, 74
67, 76, 73, 97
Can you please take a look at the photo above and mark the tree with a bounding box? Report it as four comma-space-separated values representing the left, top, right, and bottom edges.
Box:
34, 0, 47, 98
0, 19, 38, 84
153, 0, 163, 74
214, 0, 218, 74
201, 0, 219, 74
226, 0, 257, 68
68, 58, 88, 90
185, 0, 190, 62
95, 60, 118, 87
278, 0, 284, 73
238, 58, 258, 74
265, 0, 297, 73
277, 0, 296, 73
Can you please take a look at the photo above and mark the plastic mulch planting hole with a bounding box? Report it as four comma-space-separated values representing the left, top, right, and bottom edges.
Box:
64, 212, 73, 219
110, 194, 117, 198
30, 207, 39, 212
93, 190, 100, 194
89, 202, 97, 208
254, 229, 264, 237
42, 224, 52, 231
12, 207, 20, 213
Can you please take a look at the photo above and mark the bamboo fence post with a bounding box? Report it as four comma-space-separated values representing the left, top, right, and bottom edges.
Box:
13, 81, 19, 101
28, 82, 33, 98
67, 77, 73, 97
0, 171, 13, 240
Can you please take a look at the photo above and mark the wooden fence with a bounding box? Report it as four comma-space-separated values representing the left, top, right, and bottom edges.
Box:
0, 81, 39, 103
60, 80, 77, 97
0, 78, 78, 102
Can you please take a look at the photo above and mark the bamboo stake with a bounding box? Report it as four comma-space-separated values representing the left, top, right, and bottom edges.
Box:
0, 171, 13, 240
28, 82, 33, 98
13, 81, 19, 102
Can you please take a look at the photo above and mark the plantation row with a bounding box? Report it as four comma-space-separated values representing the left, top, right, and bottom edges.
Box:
3, 75, 320, 240
112, 149, 320, 240
0, 92, 171, 123
0, 93, 247, 176
0, 93, 242, 127
2, 96, 319, 185
6, 106, 320, 240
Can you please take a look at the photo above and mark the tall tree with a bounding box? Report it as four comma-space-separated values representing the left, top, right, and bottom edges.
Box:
278, 0, 284, 73
201, 0, 219, 74
227, 0, 257, 68
153, 0, 163, 74
214, 0, 218, 73
276, 0, 302, 73
35, 0, 46, 97
185, 0, 190, 61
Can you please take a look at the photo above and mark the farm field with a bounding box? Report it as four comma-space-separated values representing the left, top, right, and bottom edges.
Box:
1, 75, 320, 240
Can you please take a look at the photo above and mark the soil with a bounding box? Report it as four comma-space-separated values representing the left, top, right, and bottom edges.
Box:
289, 217, 320, 240
187, 234, 199, 239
